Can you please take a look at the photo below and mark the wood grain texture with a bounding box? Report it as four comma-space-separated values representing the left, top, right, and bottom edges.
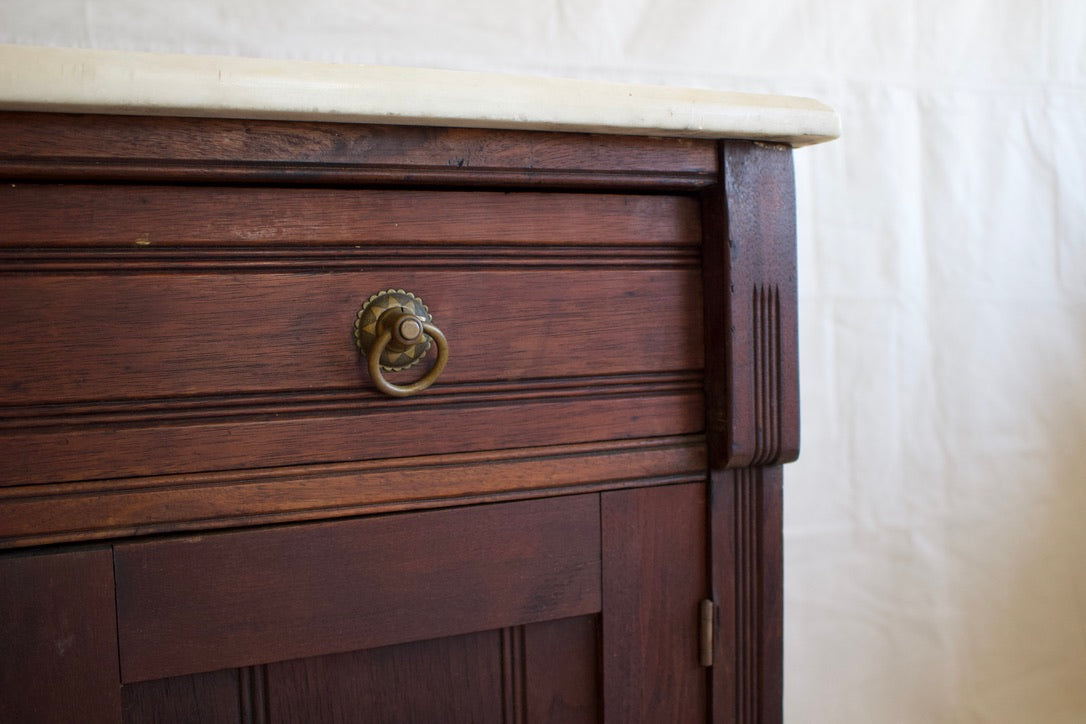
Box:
0, 269, 702, 406
0, 112, 807, 722
123, 615, 600, 724
0, 260, 703, 488
0, 548, 121, 724
709, 466, 784, 724
0, 112, 717, 189
122, 668, 241, 724
601, 483, 708, 723
266, 630, 504, 724
523, 615, 600, 724
0, 435, 704, 548
702, 140, 799, 468
0, 388, 702, 488
0, 185, 699, 247
502, 626, 528, 724
114, 494, 602, 683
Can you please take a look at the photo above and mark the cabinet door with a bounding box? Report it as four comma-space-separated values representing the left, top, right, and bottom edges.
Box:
0, 548, 122, 723
2, 485, 711, 723
114, 495, 603, 724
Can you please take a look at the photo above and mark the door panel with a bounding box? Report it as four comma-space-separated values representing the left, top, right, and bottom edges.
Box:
115, 495, 601, 683
0, 548, 121, 724
121, 616, 599, 724
601, 483, 708, 723
122, 669, 241, 724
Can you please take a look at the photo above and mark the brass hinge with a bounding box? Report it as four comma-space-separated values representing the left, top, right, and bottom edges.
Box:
699, 598, 715, 667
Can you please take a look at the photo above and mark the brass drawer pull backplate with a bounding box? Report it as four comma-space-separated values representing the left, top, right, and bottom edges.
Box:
355, 289, 449, 397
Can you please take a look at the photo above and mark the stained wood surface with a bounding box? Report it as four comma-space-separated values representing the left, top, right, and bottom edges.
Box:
0, 113, 804, 723
710, 466, 784, 724
267, 630, 504, 724
122, 668, 241, 724
0, 185, 699, 248
601, 483, 708, 723
522, 615, 600, 723
0, 182, 703, 491
0, 435, 704, 548
114, 494, 601, 683
120, 615, 599, 724
0, 269, 701, 405
0, 388, 701, 489
0, 548, 121, 724
702, 140, 799, 468
0, 112, 717, 189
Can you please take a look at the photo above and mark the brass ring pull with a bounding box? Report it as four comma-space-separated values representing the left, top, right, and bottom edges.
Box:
368, 319, 448, 397
355, 290, 448, 398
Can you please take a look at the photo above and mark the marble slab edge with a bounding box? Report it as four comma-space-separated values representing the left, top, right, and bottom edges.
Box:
0, 44, 839, 146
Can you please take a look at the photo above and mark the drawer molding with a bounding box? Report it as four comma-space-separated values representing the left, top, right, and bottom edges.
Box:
0, 435, 706, 548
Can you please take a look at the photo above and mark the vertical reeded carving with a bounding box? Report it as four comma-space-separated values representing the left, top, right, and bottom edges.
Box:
734, 467, 761, 722
238, 665, 268, 724
702, 140, 799, 469
501, 626, 527, 724
751, 284, 782, 466
709, 466, 784, 724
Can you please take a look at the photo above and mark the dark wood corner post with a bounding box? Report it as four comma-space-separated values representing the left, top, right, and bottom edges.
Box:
702, 140, 798, 724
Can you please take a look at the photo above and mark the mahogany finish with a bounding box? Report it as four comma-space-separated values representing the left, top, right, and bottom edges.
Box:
0, 113, 804, 723
601, 483, 708, 722
114, 495, 601, 682
702, 141, 799, 470
0, 548, 121, 723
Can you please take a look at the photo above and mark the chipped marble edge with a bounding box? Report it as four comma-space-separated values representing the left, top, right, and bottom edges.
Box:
0, 44, 840, 147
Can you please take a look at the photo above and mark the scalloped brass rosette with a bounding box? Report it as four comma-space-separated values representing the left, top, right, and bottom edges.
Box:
354, 289, 448, 397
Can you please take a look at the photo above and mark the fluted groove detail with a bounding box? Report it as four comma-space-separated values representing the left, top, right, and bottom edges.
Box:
751, 285, 782, 465
735, 467, 762, 723
501, 626, 527, 724
238, 664, 269, 724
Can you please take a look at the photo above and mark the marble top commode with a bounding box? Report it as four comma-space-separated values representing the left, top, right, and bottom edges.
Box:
0, 44, 838, 147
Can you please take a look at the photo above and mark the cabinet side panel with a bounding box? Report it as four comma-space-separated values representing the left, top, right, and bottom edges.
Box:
0, 548, 121, 724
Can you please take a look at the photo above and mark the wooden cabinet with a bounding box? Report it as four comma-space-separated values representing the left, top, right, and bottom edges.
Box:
0, 111, 800, 723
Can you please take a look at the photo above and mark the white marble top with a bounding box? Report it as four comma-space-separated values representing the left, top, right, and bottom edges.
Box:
0, 44, 839, 146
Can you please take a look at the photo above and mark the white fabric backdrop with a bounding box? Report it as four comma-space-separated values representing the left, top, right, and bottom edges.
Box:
4, 1, 1084, 720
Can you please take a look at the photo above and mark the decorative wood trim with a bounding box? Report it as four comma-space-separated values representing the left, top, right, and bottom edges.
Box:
0, 372, 701, 430
709, 466, 783, 724
0, 245, 701, 273
238, 665, 269, 724
0, 435, 705, 548
0, 390, 702, 488
702, 140, 799, 469
0, 160, 716, 191
752, 284, 782, 466
0, 112, 718, 190
501, 626, 528, 724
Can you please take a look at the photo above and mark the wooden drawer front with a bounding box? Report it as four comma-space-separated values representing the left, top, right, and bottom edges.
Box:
0, 269, 701, 406
0, 186, 703, 487
114, 494, 601, 683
